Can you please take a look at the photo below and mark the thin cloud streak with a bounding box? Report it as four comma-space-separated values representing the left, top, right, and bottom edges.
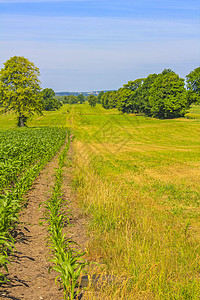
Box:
1, 0, 199, 19
0, 15, 199, 43
1, 0, 199, 9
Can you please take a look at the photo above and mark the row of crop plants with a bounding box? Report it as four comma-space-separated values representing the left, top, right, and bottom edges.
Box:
0, 127, 67, 281
42, 132, 88, 300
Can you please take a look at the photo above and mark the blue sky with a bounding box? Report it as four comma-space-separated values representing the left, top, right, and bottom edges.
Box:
0, 0, 200, 92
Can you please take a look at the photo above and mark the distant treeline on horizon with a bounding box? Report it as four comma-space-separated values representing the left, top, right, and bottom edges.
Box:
55, 90, 112, 97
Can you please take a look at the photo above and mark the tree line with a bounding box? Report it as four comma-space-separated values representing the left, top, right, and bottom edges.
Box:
0, 56, 199, 127
41, 90, 101, 110
101, 68, 200, 119
61, 93, 103, 107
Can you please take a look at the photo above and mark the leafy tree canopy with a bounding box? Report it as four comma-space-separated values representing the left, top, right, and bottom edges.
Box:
101, 91, 117, 109
101, 91, 109, 109
123, 78, 144, 91
77, 93, 85, 104
136, 73, 158, 115
0, 56, 42, 126
162, 68, 175, 75
42, 88, 55, 100
186, 66, 200, 104
41, 88, 62, 111
97, 91, 104, 103
88, 95, 97, 107
117, 88, 133, 113
149, 71, 187, 119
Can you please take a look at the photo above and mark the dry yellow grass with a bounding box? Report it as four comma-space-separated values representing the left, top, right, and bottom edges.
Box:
70, 104, 200, 299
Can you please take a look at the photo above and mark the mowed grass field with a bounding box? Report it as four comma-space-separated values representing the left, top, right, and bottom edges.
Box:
0, 104, 69, 129
69, 104, 200, 299
1, 104, 200, 299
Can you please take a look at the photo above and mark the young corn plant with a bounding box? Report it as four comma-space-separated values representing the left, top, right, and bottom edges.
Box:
50, 242, 88, 300
0, 191, 20, 232
0, 236, 13, 282
0, 190, 19, 276
43, 134, 89, 299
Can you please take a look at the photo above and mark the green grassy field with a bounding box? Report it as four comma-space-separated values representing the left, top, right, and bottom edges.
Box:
0, 104, 69, 129
70, 104, 200, 299
185, 104, 200, 119
0, 104, 200, 299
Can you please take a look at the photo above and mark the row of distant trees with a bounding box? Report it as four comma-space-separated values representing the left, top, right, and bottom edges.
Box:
101, 68, 200, 119
61, 92, 104, 107
62, 94, 85, 105
0, 56, 199, 127
41, 89, 100, 110
42, 89, 104, 110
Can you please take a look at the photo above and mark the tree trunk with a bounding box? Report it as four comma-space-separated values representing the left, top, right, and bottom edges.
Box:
18, 115, 25, 127
19, 116, 25, 127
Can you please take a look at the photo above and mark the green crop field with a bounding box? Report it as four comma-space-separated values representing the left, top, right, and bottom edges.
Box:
0, 126, 67, 280
0, 104, 200, 299
0, 127, 66, 190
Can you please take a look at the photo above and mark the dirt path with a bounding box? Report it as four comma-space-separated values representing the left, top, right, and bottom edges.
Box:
0, 144, 89, 300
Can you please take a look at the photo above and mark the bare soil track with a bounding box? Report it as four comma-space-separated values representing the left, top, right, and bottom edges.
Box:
0, 144, 89, 300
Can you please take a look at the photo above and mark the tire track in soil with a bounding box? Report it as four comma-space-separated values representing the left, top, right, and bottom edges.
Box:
0, 143, 89, 300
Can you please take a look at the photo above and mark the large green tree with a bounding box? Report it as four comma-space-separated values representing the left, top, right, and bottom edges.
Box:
101, 91, 117, 109
101, 91, 110, 109
77, 93, 85, 104
136, 73, 158, 115
0, 56, 42, 127
97, 91, 104, 103
88, 95, 97, 107
149, 71, 187, 119
186, 66, 200, 104
117, 88, 133, 113
41, 88, 62, 111
42, 87, 55, 100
